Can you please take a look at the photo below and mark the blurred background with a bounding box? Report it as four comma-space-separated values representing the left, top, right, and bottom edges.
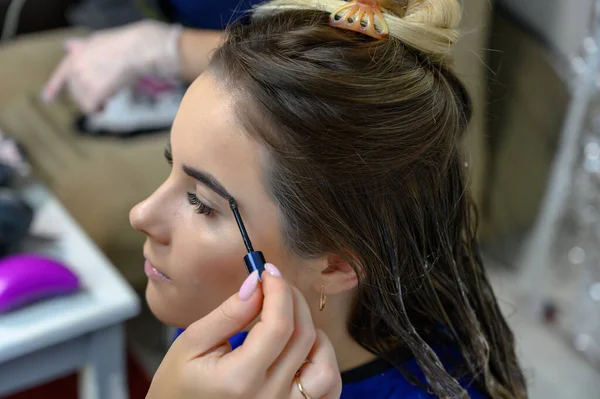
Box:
1, 0, 600, 398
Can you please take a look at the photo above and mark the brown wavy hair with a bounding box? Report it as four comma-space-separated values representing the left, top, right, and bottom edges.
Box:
209, 0, 527, 397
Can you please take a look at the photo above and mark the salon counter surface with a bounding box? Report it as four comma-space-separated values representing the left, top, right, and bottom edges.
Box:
0, 182, 141, 399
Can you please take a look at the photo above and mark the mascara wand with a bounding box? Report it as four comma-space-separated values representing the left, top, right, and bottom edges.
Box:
229, 198, 266, 278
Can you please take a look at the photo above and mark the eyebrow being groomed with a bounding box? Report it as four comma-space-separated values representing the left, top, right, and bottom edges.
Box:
164, 139, 233, 201
182, 165, 232, 200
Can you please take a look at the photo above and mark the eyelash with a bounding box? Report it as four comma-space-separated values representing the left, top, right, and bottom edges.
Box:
164, 147, 173, 165
187, 192, 214, 216
166, 146, 214, 216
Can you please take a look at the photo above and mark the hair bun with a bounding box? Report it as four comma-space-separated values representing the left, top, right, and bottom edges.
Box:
384, 0, 461, 60
255, 0, 461, 61
396, 0, 460, 29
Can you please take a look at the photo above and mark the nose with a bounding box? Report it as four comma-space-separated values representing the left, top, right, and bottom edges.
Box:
130, 186, 171, 246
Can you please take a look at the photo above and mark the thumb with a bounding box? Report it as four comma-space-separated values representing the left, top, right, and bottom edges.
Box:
179, 271, 263, 358
63, 38, 85, 52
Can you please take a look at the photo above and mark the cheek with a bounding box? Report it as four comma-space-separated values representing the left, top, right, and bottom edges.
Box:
251, 229, 304, 283
181, 219, 253, 286
148, 218, 251, 327
247, 208, 293, 274
177, 226, 247, 287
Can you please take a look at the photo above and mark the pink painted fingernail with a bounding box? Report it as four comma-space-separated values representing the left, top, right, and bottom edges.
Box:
264, 263, 282, 277
238, 270, 259, 301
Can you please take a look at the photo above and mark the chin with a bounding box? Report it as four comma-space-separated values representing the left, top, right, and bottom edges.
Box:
145, 281, 188, 329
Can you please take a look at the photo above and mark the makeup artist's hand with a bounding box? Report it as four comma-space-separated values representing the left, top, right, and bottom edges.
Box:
41, 20, 182, 113
146, 263, 342, 399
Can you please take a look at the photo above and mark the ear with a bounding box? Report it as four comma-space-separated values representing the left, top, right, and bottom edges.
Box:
312, 254, 358, 295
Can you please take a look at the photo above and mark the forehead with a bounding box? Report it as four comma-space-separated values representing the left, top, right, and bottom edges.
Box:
171, 74, 266, 204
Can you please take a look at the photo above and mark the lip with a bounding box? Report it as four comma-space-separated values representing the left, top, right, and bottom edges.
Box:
144, 259, 171, 282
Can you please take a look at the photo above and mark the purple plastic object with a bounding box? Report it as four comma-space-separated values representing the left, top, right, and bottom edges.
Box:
0, 254, 80, 314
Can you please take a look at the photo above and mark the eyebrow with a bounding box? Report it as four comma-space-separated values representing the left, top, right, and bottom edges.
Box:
183, 165, 232, 200
165, 141, 233, 201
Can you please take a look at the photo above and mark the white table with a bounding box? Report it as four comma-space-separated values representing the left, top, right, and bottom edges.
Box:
0, 183, 141, 398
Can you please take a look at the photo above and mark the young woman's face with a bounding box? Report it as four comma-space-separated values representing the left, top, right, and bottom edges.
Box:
129, 74, 306, 328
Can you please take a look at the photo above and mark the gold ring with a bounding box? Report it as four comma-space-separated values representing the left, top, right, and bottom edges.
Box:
294, 373, 313, 399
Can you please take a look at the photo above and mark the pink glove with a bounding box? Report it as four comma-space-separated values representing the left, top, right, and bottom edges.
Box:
41, 20, 182, 113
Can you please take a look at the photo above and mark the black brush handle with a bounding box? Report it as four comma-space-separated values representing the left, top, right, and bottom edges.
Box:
244, 251, 266, 279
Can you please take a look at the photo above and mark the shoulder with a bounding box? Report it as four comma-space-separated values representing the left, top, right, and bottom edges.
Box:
167, 0, 264, 29
341, 358, 488, 399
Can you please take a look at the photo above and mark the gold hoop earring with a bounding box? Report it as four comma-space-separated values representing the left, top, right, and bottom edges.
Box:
319, 285, 327, 311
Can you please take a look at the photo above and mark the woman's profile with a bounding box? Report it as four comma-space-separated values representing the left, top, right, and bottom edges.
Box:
130, 0, 528, 398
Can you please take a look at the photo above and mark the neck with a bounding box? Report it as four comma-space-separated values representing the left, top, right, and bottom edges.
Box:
333, 331, 378, 373
314, 304, 378, 373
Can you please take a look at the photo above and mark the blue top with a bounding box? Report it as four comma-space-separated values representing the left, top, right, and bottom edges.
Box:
175, 330, 487, 398
167, 0, 263, 29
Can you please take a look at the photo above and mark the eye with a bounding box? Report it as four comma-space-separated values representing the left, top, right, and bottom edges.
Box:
187, 192, 214, 216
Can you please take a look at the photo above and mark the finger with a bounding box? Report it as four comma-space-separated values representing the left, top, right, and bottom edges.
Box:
225, 269, 295, 373
67, 75, 96, 113
74, 81, 103, 114
267, 286, 316, 386
290, 330, 342, 399
72, 68, 126, 113
63, 38, 85, 52
83, 78, 122, 113
41, 53, 75, 103
177, 271, 263, 359
66, 60, 105, 113
68, 70, 113, 113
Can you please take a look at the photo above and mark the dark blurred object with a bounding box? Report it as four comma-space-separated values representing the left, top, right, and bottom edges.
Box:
542, 300, 560, 325
0, 164, 15, 186
0, 190, 34, 257
0, 0, 82, 38
66, 0, 145, 30
0, 130, 33, 255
